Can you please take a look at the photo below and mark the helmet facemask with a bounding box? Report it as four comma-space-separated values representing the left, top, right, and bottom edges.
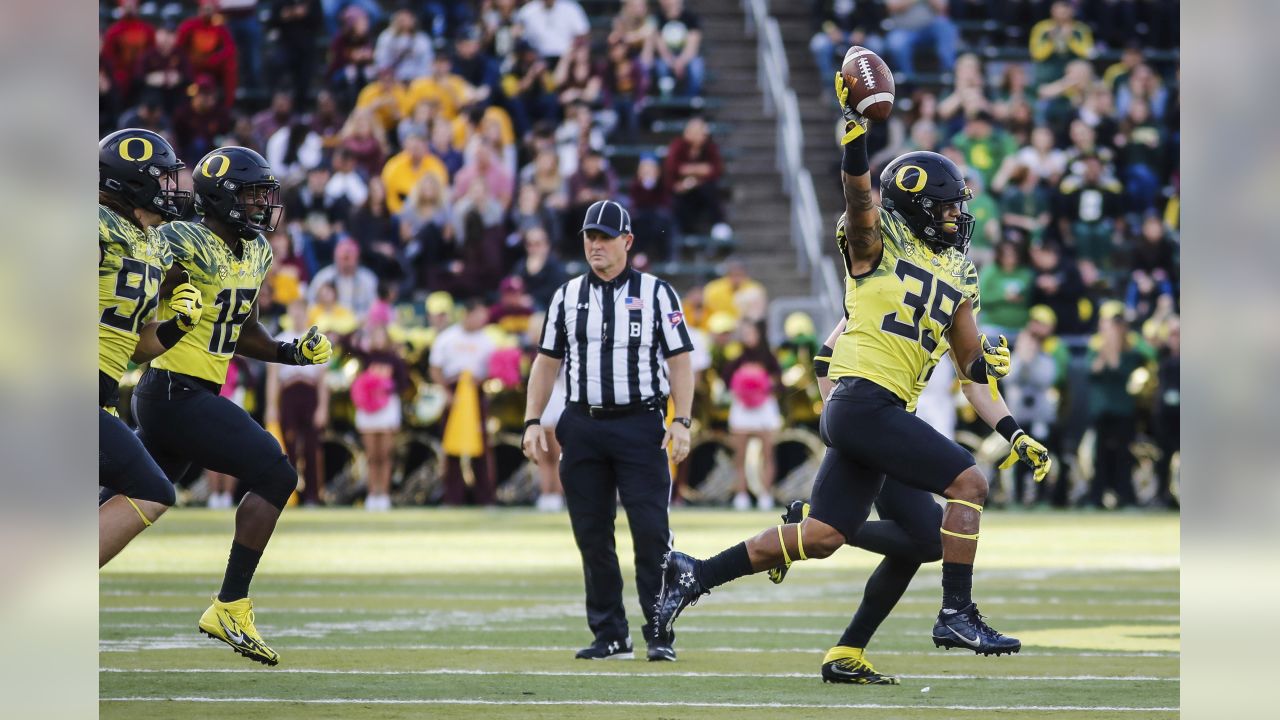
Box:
916, 191, 976, 253
229, 182, 283, 237
151, 164, 193, 220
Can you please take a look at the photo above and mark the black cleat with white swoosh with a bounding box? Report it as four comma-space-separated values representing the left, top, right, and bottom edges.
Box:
932, 603, 1021, 656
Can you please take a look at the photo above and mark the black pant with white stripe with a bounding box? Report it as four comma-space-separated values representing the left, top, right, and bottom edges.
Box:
556, 403, 673, 646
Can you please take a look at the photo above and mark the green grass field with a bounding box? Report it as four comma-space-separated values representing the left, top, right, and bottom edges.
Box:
100, 508, 1179, 718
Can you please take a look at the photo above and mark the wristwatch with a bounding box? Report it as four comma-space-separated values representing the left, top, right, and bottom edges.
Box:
672, 416, 692, 429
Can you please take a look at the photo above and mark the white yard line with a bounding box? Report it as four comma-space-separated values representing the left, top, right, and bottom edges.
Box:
99, 667, 1179, 682
98, 696, 1179, 712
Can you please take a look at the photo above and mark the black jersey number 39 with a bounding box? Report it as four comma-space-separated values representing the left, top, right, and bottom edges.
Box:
208, 288, 257, 355
100, 257, 163, 335
880, 259, 963, 352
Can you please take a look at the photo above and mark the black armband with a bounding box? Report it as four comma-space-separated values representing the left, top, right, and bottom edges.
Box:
995, 416, 1023, 443
524, 418, 541, 428
813, 344, 834, 380
276, 341, 300, 365
968, 357, 990, 384
841, 130, 869, 176
155, 318, 187, 349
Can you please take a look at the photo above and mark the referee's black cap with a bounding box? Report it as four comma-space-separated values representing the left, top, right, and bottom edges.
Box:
581, 200, 632, 238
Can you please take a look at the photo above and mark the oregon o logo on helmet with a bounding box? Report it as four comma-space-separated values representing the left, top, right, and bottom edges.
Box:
202, 154, 232, 178
894, 165, 928, 193
118, 137, 154, 162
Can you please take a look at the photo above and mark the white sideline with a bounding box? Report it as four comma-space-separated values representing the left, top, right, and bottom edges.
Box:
98, 696, 1180, 712
99, 667, 1179, 682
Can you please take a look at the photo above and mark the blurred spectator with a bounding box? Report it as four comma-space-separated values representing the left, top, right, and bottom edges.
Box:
172, 77, 231, 161
1129, 214, 1178, 283
1102, 42, 1145, 92
267, 0, 323, 108
326, 4, 377, 108
136, 24, 193, 115
326, 148, 369, 208
511, 225, 568, 311
567, 150, 618, 235
441, 180, 508, 297
1115, 63, 1168, 121
553, 37, 603, 110
177, 0, 239, 109
1037, 58, 1094, 143
308, 237, 379, 316
1013, 125, 1067, 186
1114, 98, 1166, 213
353, 319, 409, 512
1028, 0, 1094, 86
510, 182, 564, 250
265, 119, 324, 185
949, 110, 1016, 194
356, 65, 409, 134
220, 1, 262, 95
1124, 270, 1174, 326
937, 53, 991, 129
1075, 83, 1119, 149
374, 8, 433, 83
1003, 305, 1063, 506
306, 280, 359, 336
346, 176, 402, 280
629, 154, 677, 261
665, 116, 726, 236
488, 275, 535, 335
501, 40, 558, 134
453, 141, 515, 211
653, 0, 705, 97
431, 299, 498, 506
429, 117, 466, 179
313, 89, 346, 147
809, 0, 885, 96
265, 299, 330, 507
397, 99, 439, 150
407, 55, 474, 123
1028, 241, 1089, 338
381, 131, 449, 215
979, 241, 1033, 339
1151, 316, 1179, 508
481, 0, 522, 61
452, 24, 500, 104
554, 101, 606, 178
963, 171, 1001, 265
519, 148, 570, 230
117, 92, 171, 136
994, 160, 1051, 246
338, 108, 389, 179
515, 0, 590, 63
722, 320, 782, 511
703, 259, 765, 323
993, 62, 1035, 121
611, 0, 657, 56
399, 171, 451, 245
602, 39, 650, 141
1063, 119, 1115, 178
101, 0, 156, 106
251, 90, 294, 150
1086, 304, 1145, 509
1054, 154, 1124, 269
883, 0, 957, 76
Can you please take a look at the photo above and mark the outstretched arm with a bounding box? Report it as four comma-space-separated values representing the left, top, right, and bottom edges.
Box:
834, 73, 882, 269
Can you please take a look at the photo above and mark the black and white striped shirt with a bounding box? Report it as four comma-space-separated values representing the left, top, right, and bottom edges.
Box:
538, 267, 693, 406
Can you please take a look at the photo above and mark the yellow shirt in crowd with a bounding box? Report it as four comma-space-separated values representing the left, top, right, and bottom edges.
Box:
381, 150, 449, 214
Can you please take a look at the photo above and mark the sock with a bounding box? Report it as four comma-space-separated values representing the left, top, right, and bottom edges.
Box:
218, 542, 263, 602
840, 556, 922, 648
941, 561, 973, 611
694, 542, 752, 589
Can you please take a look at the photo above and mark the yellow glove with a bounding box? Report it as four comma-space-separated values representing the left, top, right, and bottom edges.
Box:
834, 72, 868, 145
168, 282, 204, 332
999, 431, 1052, 483
979, 334, 1010, 400
294, 325, 333, 365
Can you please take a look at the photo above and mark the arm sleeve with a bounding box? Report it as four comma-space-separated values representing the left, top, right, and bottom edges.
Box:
538, 284, 568, 359
655, 281, 693, 357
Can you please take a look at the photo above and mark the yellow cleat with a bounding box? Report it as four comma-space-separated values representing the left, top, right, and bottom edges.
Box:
821, 646, 900, 685
198, 596, 279, 666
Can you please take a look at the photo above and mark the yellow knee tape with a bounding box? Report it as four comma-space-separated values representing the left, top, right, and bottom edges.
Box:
125, 496, 153, 528
940, 528, 979, 540
946, 498, 984, 512
796, 524, 808, 561
777, 525, 792, 567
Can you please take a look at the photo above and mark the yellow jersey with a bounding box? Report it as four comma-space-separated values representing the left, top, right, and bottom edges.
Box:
98, 204, 173, 384
150, 221, 273, 385
828, 207, 980, 407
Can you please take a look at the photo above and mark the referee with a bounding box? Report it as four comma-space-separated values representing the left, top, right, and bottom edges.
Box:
523, 199, 694, 662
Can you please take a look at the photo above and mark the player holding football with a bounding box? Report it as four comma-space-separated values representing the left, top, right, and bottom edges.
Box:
765, 317, 1051, 684
655, 71, 1029, 658
125, 146, 332, 666
99, 128, 205, 567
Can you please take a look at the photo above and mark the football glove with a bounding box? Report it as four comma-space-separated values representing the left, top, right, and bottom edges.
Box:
999, 430, 1052, 483
834, 72, 868, 145
979, 334, 1010, 399
168, 282, 204, 332
288, 325, 333, 366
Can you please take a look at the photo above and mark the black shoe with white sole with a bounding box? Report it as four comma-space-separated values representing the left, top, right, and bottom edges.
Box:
932, 603, 1021, 656
575, 636, 634, 660
646, 643, 677, 662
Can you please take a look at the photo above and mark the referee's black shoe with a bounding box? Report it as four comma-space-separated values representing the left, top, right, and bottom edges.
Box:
652, 551, 706, 641
646, 642, 677, 662
575, 636, 634, 660
932, 603, 1021, 656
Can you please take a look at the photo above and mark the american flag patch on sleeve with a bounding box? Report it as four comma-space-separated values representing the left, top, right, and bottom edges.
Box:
625, 297, 645, 310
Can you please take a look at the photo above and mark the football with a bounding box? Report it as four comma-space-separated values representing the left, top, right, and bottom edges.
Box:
841, 46, 896, 122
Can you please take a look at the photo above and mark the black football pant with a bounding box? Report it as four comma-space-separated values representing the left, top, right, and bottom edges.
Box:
557, 403, 673, 646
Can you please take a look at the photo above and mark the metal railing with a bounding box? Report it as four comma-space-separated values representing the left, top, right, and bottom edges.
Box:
743, 0, 843, 324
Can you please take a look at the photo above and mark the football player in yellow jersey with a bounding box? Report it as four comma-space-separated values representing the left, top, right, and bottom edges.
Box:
98, 128, 206, 568
123, 146, 332, 666
656, 70, 1031, 658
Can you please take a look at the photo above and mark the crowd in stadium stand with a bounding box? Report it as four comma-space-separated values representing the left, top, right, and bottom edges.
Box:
100, 0, 1178, 512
